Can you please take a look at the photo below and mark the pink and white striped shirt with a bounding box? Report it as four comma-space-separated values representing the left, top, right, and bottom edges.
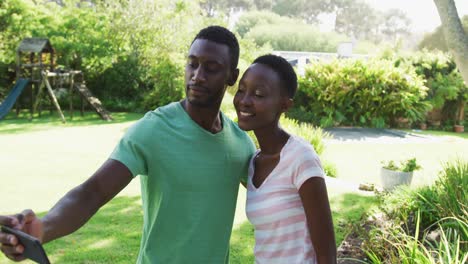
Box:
246, 135, 325, 264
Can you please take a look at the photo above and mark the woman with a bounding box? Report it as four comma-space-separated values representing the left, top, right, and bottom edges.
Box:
234, 54, 336, 263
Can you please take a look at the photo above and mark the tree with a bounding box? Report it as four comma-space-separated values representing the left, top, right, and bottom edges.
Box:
419, 15, 468, 52
379, 9, 411, 43
271, 0, 333, 23
199, 0, 253, 17
333, 1, 410, 43
433, 0, 468, 85
334, 0, 379, 40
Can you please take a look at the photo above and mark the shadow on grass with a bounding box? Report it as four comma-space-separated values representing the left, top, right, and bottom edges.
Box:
0, 111, 143, 134
42, 196, 143, 264
330, 192, 379, 246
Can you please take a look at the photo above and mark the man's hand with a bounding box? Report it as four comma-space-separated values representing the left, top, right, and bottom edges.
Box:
0, 210, 44, 262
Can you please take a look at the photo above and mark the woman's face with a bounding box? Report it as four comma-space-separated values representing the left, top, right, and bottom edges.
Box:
233, 63, 288, 131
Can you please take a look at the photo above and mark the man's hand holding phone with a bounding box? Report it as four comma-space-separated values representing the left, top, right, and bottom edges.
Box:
0, 210, 48, 263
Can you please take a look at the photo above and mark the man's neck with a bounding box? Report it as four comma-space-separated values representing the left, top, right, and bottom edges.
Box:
181, 99, 223, 134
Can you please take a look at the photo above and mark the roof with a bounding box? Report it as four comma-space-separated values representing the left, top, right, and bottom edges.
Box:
17, 38, 54, 53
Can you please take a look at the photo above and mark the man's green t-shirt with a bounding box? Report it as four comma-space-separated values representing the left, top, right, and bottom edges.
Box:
110, 102, 255, 263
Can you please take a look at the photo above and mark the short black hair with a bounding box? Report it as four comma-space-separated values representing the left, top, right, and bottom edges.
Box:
253, 54, 297, 99
192, 25, 239, 70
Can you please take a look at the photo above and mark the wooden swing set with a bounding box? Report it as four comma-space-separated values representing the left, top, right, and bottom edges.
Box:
15, 38, 112, 122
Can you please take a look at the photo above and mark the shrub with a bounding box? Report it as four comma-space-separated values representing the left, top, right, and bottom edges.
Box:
323, 161, 338, 178
244, 116, 331, 155
381, 158, 421, 172
279, 116, 331, 155
89, 55, 149, 111
142, 58, 185, 111
365, 159, 468, 262
394, 51, 467, 117
291, 59, 430, 127
431, 160, 468, 227
366, 212, 468, 264
0, 0, 200, 112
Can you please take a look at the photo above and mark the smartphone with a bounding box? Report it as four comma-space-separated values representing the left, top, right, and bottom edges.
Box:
1, 226, 50, 264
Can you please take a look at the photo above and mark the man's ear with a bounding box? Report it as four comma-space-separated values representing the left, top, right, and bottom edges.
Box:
281, 98, 294, 113
227, 68, 240, 86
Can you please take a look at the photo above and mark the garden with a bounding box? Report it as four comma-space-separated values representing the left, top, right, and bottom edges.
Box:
1, 0, 467, 263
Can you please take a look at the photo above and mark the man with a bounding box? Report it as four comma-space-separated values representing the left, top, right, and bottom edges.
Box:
0, 26, 255, 263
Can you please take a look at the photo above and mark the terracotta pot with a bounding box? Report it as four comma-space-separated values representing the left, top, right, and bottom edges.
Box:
453, 125, 464, 133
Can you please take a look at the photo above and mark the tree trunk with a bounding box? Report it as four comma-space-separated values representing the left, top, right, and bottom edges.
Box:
433, 0, 468, 85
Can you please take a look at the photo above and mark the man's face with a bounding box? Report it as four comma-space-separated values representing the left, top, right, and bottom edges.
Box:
185, 39, 235, 108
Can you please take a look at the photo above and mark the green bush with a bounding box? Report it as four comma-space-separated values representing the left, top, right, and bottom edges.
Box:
291, 59, 430, 128
380, 159, 467, 233
381, 158, 421, 172
367, 159, 468, 262
322, 161, 338, 178
431, 160, 468, 228
142, 58, 185, 111
89, 55, 148, 111
0, 0, 200, 112
279, 116, 331, 155
393, 51, 468, 124
366, 213, 468, 264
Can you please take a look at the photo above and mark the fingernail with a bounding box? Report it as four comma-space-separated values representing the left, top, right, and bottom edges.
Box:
16, 245, 23, 253
9, 236, 15, 244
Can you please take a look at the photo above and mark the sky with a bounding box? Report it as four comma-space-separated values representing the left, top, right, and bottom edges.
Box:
365, 0, 468, 33
317, 0, 468, 33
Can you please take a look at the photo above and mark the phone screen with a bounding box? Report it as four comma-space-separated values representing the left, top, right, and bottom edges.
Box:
1, 226, 50, 264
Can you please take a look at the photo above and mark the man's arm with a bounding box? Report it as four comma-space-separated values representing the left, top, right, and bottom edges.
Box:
299, 177, 337, 264
42, 159, 133, 242
0, 159, 133, 260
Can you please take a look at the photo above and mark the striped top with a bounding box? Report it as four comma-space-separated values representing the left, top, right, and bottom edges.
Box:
246, 135, 325, 264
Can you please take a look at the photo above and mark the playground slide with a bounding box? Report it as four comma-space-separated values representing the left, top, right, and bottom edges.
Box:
0, 78, 29, 120
74, 83, 113, 121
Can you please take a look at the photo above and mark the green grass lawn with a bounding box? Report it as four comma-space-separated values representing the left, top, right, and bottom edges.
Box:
1, 101, 466, 263
0, 108, 380, 263
322, 138, 468, 187
0, 110, 142, 134
2, 99, 465, 263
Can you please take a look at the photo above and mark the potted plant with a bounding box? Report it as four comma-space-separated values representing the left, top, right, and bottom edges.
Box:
453, 120, 464, 133
380, 158, 421, 191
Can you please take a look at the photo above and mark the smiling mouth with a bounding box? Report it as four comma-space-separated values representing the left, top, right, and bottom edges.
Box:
239, 111, 254, 117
